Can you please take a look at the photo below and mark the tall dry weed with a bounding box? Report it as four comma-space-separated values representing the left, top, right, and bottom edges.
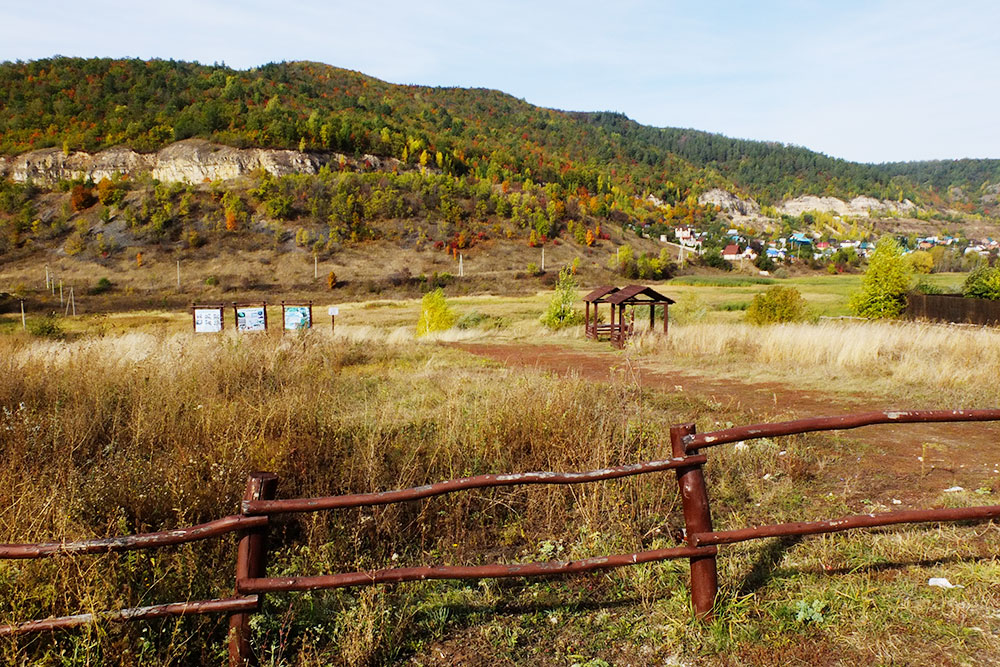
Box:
0, 331, 697, 664
636, 320, 1000, 404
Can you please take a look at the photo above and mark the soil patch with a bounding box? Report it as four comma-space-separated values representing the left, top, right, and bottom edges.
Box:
456, 342, 1000, 505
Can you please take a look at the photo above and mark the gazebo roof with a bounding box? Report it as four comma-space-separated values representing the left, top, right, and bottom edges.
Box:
582, 286, 620, 303
605, 284, 676, 305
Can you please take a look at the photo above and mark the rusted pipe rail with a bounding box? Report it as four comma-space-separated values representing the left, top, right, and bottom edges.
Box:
239, 545, 717, 593
686, 409, 1000, 451
692, 504, 1000, 546
244, 455, 707, 515
0, 515, 268, 559
0, 596, 258, 637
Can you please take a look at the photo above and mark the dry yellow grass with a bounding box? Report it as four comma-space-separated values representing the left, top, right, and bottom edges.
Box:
4, 299, 1000, 665
635, 319, 1000, 405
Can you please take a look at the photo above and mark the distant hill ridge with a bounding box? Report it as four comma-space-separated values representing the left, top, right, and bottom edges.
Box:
1, 56, 998, 215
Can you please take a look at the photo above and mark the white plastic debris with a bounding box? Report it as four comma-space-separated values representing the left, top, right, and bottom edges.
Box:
943, 486, 965, 493
734, 441, 748, 451
778, 450, 787, 456
891, 499, 902, 505
928, 577, 964, 589
762, 473, 772, 481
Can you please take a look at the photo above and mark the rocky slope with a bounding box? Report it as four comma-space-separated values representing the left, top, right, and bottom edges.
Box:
0, 139, 400, 185
698, 188, 917, 220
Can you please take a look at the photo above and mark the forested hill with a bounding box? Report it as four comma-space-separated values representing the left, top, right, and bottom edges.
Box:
574, 113, 1000, 207
2, 57, 998, 211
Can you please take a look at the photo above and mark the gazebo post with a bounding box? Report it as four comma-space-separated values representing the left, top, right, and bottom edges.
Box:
618, 305, 625, 348
664, 305, 669, 335
650, 303, 655, 331
585, 300, 591, 337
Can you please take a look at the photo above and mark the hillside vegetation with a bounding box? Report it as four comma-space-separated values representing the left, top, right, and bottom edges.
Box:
2, 57, 999, 214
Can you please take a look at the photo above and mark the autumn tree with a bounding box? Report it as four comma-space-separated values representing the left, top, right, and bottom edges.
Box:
849, 236, 912, 318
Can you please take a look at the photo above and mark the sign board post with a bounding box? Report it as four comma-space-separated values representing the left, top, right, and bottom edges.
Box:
281, 301, 313, 331
192, 304, 225, 332
328, 306, 339, 334
233, 302, 268, 332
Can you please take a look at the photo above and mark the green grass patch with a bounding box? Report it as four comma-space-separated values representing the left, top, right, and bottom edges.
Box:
671, 275, 777, 287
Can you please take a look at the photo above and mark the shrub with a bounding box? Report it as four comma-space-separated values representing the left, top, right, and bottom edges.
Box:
849, 236, 912, 319
95, 178, 126, 207
70, 184, 97, 211
456, 311, 508, 330
608, 245, 636, 278
755, 252, 776, 272
88, 277, 113, 295
913, 279, 944, 295
327, 270, 338, 290
28, 314, 64, 338
745, 286, 807, 324
962, 265, 1000, 300
702, 248, 732, 271
416, 288, 456, 335
540, 267, 583, 330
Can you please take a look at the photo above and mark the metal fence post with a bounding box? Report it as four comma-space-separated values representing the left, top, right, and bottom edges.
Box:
229, 472, 278, 667
670, 423, 718, 620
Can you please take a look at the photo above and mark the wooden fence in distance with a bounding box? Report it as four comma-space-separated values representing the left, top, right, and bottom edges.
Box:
906, 292, 1000, 326
2, 410, 1000, 666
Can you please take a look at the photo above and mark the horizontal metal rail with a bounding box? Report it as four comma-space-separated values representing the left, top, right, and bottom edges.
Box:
239, 545, 717, 593
0, 596, 258, 637
244, 455, 708, 515
686, 409, 1000, 451
0, 515, 268, 560
691, 504, 1000, 546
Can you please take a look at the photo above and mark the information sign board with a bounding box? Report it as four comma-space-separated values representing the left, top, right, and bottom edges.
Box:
194, 308, 223, 333
284, 305, 312, 330
236, 306, 267, 331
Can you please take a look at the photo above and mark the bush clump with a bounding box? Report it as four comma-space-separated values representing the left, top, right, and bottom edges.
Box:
701, 248, 732, 271
416, 288, 456, 336
540, 267, 583, 330
88, 277, 113, 295
28, 314, 65, 338
745, 286, 807, 324
962, 265, 1000, 300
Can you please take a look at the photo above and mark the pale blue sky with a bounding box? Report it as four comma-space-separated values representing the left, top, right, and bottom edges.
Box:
3, 0, 998, 163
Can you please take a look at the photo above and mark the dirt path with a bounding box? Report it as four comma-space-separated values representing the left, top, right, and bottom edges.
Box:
456, 342, 1000, 505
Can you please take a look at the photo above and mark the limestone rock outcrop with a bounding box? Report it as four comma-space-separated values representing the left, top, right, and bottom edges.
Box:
697, 188, 761, 216
777, 195, 916, 218
0, 139, 399, 185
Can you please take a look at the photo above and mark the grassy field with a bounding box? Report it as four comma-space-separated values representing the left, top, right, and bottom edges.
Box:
2, 273, 1000, 665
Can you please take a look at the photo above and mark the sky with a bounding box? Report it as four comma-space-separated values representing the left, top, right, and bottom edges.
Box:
2, 0, 998, 164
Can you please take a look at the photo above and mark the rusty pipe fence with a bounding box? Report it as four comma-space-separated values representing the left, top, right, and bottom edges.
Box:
2, 409, 1000, 666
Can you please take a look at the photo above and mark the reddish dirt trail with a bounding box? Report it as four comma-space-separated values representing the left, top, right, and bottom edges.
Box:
456, 342, 1000, 504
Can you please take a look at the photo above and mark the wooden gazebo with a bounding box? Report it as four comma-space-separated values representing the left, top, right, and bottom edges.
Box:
604, 285, 676, 348
583, 286, 620, 339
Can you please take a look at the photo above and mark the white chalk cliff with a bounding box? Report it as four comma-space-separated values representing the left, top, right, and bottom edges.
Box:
0, 139, 400, 185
